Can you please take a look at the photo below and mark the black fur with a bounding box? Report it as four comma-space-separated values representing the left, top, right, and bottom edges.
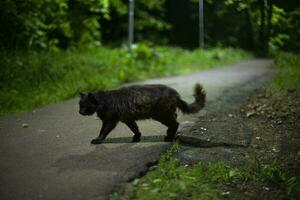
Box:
79, 83, 206, 144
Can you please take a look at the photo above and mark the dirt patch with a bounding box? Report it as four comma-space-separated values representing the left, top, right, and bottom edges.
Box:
176, 88, 300, 199
177, 113, 251, 166
219, 180, 283, 200
242, 88, 300, 176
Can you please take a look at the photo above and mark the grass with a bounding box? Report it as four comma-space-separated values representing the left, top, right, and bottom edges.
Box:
242, 159, 300, 198
121, 144, 235, 200
272, 52, 300, 91
0, 44, 250, 115
116, 144, 300, 200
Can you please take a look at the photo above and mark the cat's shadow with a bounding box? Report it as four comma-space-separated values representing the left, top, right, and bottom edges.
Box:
52, 135, 169, 173
103, 135, 165, 143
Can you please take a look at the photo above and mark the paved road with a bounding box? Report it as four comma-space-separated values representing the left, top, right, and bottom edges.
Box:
0, 59, 274, 200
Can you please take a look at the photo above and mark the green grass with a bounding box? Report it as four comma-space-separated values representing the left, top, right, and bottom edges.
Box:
117, 144, 300, 200
241, 159, 300, 198
0, 45, 250, 115
121, 146, 235, 200
272, 52, 300, 91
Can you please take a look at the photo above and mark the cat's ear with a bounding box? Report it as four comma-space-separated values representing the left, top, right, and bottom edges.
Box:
79, 92, 86, 98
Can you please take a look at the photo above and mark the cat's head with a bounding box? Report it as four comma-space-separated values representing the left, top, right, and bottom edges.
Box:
79, 92, 98, 116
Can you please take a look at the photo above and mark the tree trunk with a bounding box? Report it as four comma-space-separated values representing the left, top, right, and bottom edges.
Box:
259, 0, 267, 55
245, 7, 254, 50
266, 0, 273, 54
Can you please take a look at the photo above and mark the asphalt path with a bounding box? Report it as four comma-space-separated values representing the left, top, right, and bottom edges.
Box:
0, 59, 274, 200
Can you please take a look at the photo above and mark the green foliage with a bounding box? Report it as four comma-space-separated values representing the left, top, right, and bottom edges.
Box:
222, 0, 300, 53
134, 0, 170, 43
131, 43, 160, 61
242, 159, 300, 198
124, 144, 233, 200
1, 0, 298, 52
168, 0, 299, 53
272, 52, 300, 91
170, 47, 250, 74
0, 46, 250, 115
0, 0, 108, 50
121, 153, 300, 200
67, 0, 109, 47
0, 0, 170, 50
100, 0, 170, 44
281, 7, 300, 52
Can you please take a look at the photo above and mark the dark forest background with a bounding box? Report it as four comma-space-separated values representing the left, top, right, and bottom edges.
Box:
1, 0, 299, 55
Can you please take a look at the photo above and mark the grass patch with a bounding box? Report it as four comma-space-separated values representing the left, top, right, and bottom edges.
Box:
114, 143, 234, 200
0, 45, 250, 115
245, 159, 300, 197
272, 52, 300, 91
117, 144, 300, 200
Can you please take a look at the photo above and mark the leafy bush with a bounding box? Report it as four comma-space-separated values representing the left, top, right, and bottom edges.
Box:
100, 0, 169, 44
0, 0, 170, 50
0, 0, 109, 50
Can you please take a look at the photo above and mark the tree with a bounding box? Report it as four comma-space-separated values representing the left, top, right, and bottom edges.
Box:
0, 0, 109, 50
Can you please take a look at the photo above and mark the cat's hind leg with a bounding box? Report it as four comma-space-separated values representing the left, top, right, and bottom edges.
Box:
155, 114, 179, 142
125, 121, 142, 142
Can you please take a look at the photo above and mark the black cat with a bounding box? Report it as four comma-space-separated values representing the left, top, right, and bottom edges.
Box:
79, 83, 206, 144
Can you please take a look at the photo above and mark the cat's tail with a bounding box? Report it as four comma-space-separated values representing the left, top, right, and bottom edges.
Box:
176, 83, 206, 114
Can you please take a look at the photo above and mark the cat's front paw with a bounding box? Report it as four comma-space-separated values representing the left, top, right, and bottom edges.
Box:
91, 138, 103, 144
132, 136, 141, 143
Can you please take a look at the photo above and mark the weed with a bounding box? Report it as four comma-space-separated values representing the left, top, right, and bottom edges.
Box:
239, 159, 300, 198
121, 143, 238, 200
120, 153, 300, 200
